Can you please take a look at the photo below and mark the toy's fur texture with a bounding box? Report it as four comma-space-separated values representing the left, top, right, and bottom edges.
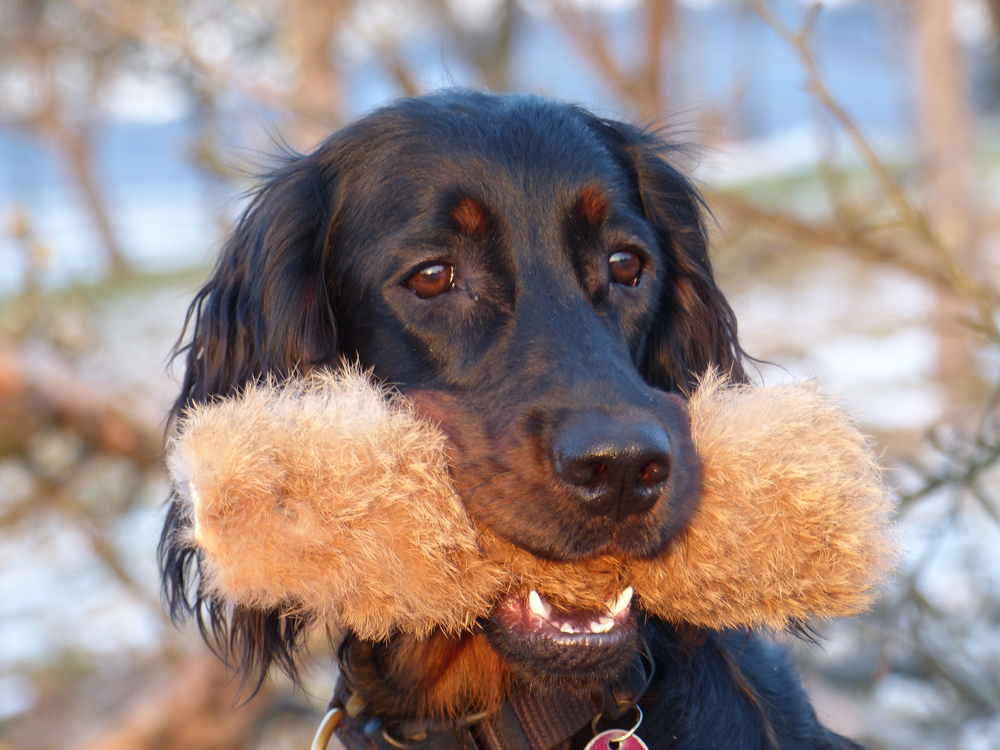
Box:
632, 371, 894, 629
168, 368, 894, 641
168, 370, 503, 640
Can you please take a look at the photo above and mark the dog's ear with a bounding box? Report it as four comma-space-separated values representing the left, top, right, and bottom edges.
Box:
175, 152, 338, 410
583, 116, 745, 393
160, 149, 339, 690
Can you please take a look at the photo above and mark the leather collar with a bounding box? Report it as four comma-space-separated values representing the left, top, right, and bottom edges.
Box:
333, 640, 654, 750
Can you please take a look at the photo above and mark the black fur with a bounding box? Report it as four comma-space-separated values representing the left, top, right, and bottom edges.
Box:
160, 90, 862, 749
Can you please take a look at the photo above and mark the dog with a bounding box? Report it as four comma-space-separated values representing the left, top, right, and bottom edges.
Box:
160, 90, 867, 750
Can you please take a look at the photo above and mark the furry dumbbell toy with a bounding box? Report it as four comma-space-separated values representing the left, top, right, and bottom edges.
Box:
167, 369, 896, 641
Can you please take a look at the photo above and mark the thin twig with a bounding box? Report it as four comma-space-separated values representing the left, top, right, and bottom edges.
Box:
64, 0, 330, 132
708, 191, 956, 289
745, 0, 927, 234
55, 489, 164, 612
554, 5, 638, 103
745, 0, 1000, 342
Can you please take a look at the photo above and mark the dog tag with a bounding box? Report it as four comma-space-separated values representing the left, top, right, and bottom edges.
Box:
584, 729, 649, 750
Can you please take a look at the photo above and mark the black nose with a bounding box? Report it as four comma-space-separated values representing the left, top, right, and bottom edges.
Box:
552, 414, 672, 519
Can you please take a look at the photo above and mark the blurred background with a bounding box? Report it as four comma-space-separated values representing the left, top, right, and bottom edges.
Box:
1, 0, 999, 748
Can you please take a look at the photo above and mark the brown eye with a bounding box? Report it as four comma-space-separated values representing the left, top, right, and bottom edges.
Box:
609, 250, 642, 287
405, 263, 455, 298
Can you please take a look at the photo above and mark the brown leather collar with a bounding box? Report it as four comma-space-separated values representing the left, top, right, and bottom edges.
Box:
332, 640, 654, 750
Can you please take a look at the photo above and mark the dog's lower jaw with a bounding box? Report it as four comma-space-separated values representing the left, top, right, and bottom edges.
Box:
485, 615, 641, 694
485, 588, 641, 691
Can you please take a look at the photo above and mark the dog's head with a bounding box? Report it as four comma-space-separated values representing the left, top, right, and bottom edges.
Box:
162, 92, 886, 718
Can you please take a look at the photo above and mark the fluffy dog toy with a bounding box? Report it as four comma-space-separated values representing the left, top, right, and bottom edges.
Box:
167, 369, 895, 641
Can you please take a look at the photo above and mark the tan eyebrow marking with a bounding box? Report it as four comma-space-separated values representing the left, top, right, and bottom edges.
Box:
578, 185, 610, 226
451, 197, 488, 235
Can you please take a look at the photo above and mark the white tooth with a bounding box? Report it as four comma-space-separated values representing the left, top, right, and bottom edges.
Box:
528, 591, 552, 619
560, 622, 575, 634
599, 617, 615, 631
590, 621, 604, 633
611, 587, 634, 616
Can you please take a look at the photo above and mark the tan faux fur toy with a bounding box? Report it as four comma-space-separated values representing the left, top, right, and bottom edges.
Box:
167, 369, 895, 641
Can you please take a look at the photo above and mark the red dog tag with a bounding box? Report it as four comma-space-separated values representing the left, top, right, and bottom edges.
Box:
583, 729, 649, 750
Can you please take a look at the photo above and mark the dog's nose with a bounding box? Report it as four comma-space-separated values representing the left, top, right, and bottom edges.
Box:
552, 414, 672, 519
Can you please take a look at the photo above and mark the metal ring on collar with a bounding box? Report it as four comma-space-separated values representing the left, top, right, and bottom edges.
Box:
312, 707, 345, 750
381, 726, 425, 749
616, 705, 643, 742
591, 703, 643, 742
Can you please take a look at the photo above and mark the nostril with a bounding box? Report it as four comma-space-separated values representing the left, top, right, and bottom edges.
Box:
585, 462, 609, 490
557, 457, 606, 487
638, 456, 671, 490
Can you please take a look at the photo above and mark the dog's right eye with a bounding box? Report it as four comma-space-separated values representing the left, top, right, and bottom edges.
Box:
609, 250, 642, 287
405, 263, 455, 298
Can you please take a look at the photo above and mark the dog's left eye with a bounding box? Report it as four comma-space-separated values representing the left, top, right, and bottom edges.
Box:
405, 263, 455, 298
609, 250, 642, 287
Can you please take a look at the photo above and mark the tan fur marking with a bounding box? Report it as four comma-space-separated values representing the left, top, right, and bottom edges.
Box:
410, 633, 509, 717
452, 197, 488, 235
345, 632, 510, 719
578, 185, 610, 225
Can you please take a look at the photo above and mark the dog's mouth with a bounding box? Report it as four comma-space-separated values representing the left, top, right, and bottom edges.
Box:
486, 587, 640, 688
493, 587, 634, 641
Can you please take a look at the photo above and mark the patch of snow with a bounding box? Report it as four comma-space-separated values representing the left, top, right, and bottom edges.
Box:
874, 673, 958, 723
0, 674, 39, 720
99, 72, 193, 123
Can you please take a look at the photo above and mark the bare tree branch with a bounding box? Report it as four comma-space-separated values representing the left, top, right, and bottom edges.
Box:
41, 113, 131, 276
64, 0, 340, 135
0, 343, 164, 463
384, 51, 422, 98
745, 0, 930, 237
745, 0, 1000, 344
708, 192, 959, 291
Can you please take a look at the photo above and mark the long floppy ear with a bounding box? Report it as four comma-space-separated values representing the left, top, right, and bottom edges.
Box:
160, 148, 339, 690
583, 117, 746, 393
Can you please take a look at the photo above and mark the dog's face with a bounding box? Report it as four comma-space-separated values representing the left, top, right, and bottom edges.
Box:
331, 97, 701, 559
163, 91, 744, 712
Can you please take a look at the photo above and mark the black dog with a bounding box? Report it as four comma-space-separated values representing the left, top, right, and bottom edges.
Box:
161, 90, 863, 750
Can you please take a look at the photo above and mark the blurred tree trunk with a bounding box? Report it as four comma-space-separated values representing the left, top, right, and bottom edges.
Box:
988, 0, 1000, 49
636, 0, 677, 122
283, 0, 349, 150
914, 0, 980, 412
18, 7, 131, 278
462, 0, 519, 93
